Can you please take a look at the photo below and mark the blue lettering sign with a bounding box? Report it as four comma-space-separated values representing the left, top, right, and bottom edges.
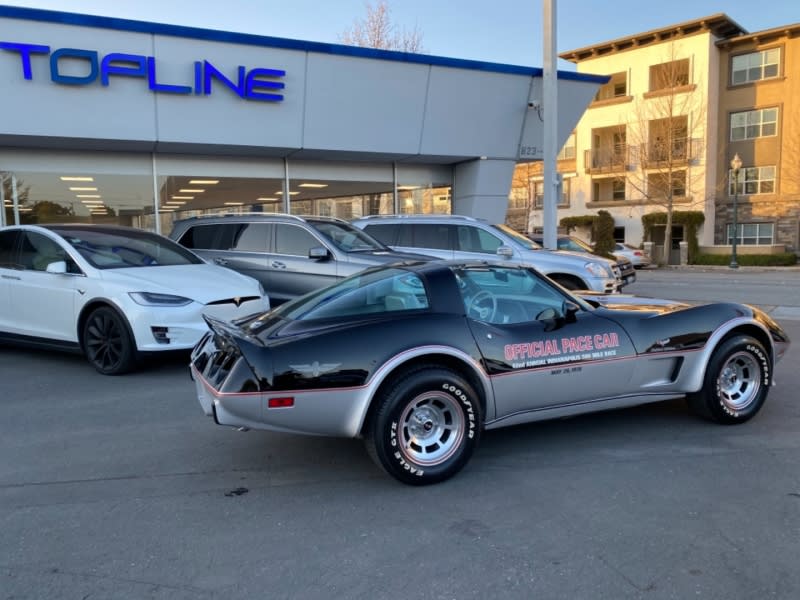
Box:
0, 41, 285, 102
0, 42, 50, 79
147, 57, 192, 94
101, 53, 147, 85
50, 48, 98, 85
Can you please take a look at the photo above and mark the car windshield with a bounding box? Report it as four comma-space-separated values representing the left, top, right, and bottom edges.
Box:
307, 220, 388, 252
275, 266, 429, 321
50, 227, 204, 269
563, 237, 594, 253
491, 224, 541, 250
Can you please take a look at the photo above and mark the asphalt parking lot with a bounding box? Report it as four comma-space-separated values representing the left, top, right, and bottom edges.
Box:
2, 268, 799, 600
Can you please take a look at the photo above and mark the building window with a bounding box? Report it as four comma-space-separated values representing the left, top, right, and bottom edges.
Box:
647, 171, 686, 199
731, 48, 780, 85
595, 72, 628, 101
726, 223, 774, 245
649, 59, 690, 92
729, 165, 776, 195
533, 178, 570, 208
613, 227, 625, 243
730, 108, 778, 141
612, 179, 625, 200
557, 133, 576, 160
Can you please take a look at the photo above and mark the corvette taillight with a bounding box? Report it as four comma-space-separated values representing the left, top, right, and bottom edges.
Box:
268, 397, 294, 408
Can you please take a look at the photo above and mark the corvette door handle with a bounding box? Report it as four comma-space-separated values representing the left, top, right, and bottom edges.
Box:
271, 261, 286, 269
213, 257, 229, 266
1, 274, 21, 280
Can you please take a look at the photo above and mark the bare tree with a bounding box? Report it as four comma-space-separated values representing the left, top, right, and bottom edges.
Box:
623, 44, 708, 263
340, 0, 425, 52
505, 162, 539, 232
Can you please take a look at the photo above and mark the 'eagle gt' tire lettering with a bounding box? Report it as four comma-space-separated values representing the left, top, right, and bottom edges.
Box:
688, 335, 770, 424
366, 367, 481, 485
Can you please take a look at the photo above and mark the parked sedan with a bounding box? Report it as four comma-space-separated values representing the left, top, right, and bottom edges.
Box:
613, 242, 652, 268
0, 224, 269, 374
190, 260, 790, 485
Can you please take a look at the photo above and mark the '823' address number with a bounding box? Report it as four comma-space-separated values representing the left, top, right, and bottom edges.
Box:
519, 145, 542, 158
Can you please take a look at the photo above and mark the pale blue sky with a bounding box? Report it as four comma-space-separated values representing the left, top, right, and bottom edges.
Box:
4, 1, 798, 68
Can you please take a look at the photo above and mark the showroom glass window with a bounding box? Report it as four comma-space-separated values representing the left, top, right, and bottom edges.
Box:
1, 150, 155, 230
397, 164, 453, 215
155, 155, 285, 234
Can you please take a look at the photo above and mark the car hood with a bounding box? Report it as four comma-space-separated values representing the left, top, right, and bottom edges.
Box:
553, 249, 616, 267
576, 291, 695, 315
98, 264, 262, 303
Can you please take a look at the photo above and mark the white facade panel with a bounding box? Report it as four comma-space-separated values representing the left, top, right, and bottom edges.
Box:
420, 67, 530, 158
152, 36, 306, 149
303, 54, 429, 154
0, 18, 157, 142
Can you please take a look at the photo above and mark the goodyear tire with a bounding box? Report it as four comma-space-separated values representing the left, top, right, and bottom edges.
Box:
83, 306, 138, 375
366, 367, 482, 485
687, 335, 770, 424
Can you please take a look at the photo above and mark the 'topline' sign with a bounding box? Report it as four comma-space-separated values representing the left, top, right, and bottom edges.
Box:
0, 41, 286, 102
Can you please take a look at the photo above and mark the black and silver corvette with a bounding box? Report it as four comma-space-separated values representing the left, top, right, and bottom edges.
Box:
190, 260, 790, 485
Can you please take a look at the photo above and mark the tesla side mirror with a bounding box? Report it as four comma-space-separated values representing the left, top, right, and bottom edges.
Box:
496, 245, 514, 259
308, 246, 331, 260
45, 261, 67, 274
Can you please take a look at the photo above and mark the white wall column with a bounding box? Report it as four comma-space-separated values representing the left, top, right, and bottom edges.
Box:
451, 159, 516, 223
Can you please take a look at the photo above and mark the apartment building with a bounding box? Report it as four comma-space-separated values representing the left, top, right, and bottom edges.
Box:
715, 24, 800, 256
509, 14, 800, 263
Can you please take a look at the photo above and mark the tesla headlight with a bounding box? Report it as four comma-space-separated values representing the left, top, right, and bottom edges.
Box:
584, 261, 612, 278
129, 292, 193, 307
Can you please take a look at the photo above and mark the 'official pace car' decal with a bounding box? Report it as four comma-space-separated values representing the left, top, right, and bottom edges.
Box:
504, 332, 621, 369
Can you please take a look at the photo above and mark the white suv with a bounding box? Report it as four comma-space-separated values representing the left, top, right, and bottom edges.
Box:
352, 215, 621, 293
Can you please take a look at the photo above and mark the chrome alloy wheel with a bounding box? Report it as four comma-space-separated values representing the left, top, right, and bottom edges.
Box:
397, 392, 465, 466
718, 350, 762, 411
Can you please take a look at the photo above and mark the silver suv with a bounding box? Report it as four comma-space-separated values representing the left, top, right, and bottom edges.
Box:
352, 215, 621, 293
170, 214, 431, 305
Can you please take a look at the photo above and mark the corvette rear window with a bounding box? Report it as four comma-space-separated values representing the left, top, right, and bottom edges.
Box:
277, 268, 429, 321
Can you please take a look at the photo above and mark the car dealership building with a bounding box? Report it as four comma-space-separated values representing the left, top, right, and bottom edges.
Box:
0, 5, 604, 234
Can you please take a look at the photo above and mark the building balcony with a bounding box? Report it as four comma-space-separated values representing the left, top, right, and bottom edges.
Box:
641, 138, 699, 167
584, 145, 629, 174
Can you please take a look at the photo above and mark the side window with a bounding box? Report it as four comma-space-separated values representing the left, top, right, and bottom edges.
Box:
0, 230, 20, 269
456, 226, 502, 254
179, 223, 241, 250
412, 224, 451, 250
454, 266, 566, 324
274, 224, 322, 256
232, 223, 270, 252
362, 223, 398, 245
20, 232, 67, 272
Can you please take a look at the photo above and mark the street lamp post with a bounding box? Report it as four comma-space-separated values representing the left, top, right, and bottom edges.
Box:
730, 153, 742, 269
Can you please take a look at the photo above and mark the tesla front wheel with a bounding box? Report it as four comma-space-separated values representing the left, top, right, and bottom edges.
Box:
83, 306, 138, 375
366, 367, 481, 485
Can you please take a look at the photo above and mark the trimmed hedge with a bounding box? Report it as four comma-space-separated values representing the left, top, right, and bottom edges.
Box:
693, 253, 798, 267
642, 211, 705, 264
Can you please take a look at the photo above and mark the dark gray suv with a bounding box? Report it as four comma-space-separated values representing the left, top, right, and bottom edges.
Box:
170, 214, 431, 305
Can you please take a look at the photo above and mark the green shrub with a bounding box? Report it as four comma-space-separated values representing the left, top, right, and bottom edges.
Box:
592, 210, 616, 257
693, 253, 798, 267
